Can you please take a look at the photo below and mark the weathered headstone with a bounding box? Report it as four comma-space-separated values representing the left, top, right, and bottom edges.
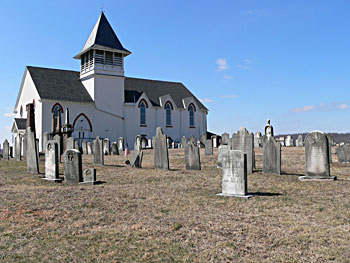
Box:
64, 149, 83, 184
141, 137, 147, 149
42, 132, 50, 153
296, 135, 303, 147
221, 133, 230, 145
74, 140, 80, 152
44, 140, 61, 181
134, 135, 141, 151
185, 140, 201, 170
53, 134, 62, 163
66, 137, 74, 150
217, 150, 251, 198
112, 142, 119, 155
254, 132, 262, 148
231, 128, 254, 174
336, 144, 350, 163
147, 138, 152, 148
15, 134, 22, 161
87, 142, 92, 155
26, 103, 39, 174
3, 140, 9, 160
263, 136, 281, 174
300, 131, 336, 180
81, 168, 97, 184
118, 137, 124, 152
199, 133, 207, 147
152, 127, 169, 170
285, 135, 294, 147
103, 138, 110, 155
130, 149, 143, 168
217, 145, 230, 168
22, 134, 27, 161
189, 136, 197, 144
264, 119, 274, 137
181, 136, 187, 147
93, 137, 104, 165
82, 140, 88, 155
205, 139, 213, 155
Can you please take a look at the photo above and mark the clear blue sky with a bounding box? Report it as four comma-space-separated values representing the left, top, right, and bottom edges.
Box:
1, 0, 350, 144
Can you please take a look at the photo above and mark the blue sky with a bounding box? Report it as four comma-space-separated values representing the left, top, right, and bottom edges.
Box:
1, 0, 350, 143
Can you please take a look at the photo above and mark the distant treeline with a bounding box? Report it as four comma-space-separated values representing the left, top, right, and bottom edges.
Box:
275, 133, 350, 144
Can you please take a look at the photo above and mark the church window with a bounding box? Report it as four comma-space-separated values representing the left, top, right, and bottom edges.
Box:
165, 102, 173, 127
53, 104, 63, 128
105, 51, 113, 65
189, 104, 195, 127
140, 101, 146, 125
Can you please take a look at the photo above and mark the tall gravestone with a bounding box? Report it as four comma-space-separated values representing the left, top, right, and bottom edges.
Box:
74, 140, 80, 152
181, 136, 187, 147
112, 142, 119, 155
15, 134, 22, 161
189, 136, 197, 144
22, 134, 27, 161
26, 103, 39, 174
93, 136, 104, 165
82, 140, 88, 155
285, 135, 294, 147
66, 137, 74, 150
254, 132, 262, 148
134, 135, 141, 151
152, 127, 169, 170
296, 135, 303, 147
103, 138, 110, 155
300, 131, 336, 180
42, 132, 50, 153
185, 140, 201, 170
130, 149, 143, 168
3, 140, 9, 160
263, 136, 281, 174
44, 140, 61, 181
87, 142, 92, 155
64, 149, 83, 184
217, 144, 230, 168
221, 133, 230, 145
205, 139, 213, 155
217, 150, 251, 198
199, 133, 207, 147
147, 138, 153, 149
231, 128, 254, 174
118, 137, 124, 152
336, 144, 350, 163
53, 134, 62, 163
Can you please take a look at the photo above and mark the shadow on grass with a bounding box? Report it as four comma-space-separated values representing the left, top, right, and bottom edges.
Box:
281, 171, 304, 176
249, 192, 282, 197
103, 164, 124, 167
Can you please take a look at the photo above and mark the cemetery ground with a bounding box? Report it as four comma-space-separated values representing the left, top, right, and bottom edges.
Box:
0, 148, 349, 262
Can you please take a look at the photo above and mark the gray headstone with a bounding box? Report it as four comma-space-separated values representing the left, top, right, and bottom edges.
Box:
199, 133, 207, 147
217, 150, 251, 198
22, 134, 27, 161
147, 139, 153, 149
87, 142, 92, 155
336, 144, 350, 163
74, 140, 80, 152
66, 137, 74, 150
15, 134, 22, 161
82, 140, 88, 155
263, 136, 281, 174
118, 137, 124, 152
231, 128, 254, 174
112, 142, 119, 155
285, 135, 294, 147
185, 140, 201, 170
254, 132, 262, 148
134, 135, 141, 151
189, 136, 197, 145
82, 168, 97, 184
302, 131, 335, 180
205, 139, 213, 155
141, 137, 148, 149
53, 135, 62, 163
152, 127, 169, 170
130, 149, 143, 168
221, 133, 230, 145
26, 128, 39, 174
217, 145, 230, 168
44, 140, 60, 181
3, 140, 9, 160
93, 137, 104, 165
103, 138, 110, 155
64, 149, 82, 184
42, 132, 50, 152
181, 136, 187, 147
296, 135, 303, 147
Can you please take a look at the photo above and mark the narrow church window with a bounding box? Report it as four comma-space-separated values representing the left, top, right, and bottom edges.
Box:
165, 102, 172, 127
53, 105, 63, 128
189, 104, 195, 127
140, 101, 146, 125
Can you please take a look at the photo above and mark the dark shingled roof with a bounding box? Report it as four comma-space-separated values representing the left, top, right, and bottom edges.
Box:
124, 77, 208, 111
27, 66, 93, 103
14, 118, 27, 130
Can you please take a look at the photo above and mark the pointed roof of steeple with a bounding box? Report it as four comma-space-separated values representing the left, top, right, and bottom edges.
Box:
74, 12, 131, 59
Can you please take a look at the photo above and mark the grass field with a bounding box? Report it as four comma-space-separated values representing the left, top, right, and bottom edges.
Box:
0, 147, 349, 262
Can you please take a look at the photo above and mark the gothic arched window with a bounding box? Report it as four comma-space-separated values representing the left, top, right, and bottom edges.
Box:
188, 103, 196, 127
165, 102, 173, 127
139, 101, 146, 125
52, 103, 63, 128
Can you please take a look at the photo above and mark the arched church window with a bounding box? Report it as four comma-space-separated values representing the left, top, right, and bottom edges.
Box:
165, 102, 173, 127
188, 104, 196, 127
140, 101, 146, 125
52, 104, 63, 128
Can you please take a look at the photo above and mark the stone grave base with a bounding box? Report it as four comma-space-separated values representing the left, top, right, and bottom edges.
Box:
298, 176, 337, 181
216, 193, 253, 199
42, 178, 63, 183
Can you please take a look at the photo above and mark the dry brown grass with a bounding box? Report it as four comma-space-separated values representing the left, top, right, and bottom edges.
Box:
0, 147, 349, 262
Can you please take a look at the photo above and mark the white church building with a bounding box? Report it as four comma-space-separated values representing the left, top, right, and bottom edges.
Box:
12, 12, 208, 151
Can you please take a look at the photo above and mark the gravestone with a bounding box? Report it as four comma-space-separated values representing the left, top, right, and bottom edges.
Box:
3, 140, 9, 160
141, 137, 147, 149
64, 149, 83, 184
185, 140, 201, 170
211, 135, 219, 148
66, 137, 74, 150
205, 139, 213, 155
26, 103, 39, 174
53, 134, 62, 163
74, 140, 80, 152
199, 133, 207, 147
264, 119, 274, 137
285, 135, 294, 147
87, 142, 92, 155
171, 142, 175, 149
336, 144, 350, 163
82, 140, 88, 155
134, 135, 141, 151
130, 149, 143, 168
118, 137, 124, 152
254, 132, 262, 148
22, 134, 27, 161
300, 131, 336, 180
112, 142, 119, 155
181, 136, 187, 147
166, 138, 170, 149
221, 133, 230, 145
231, 128, 254, 174
103, 138, 110, 155
81, 168, 97, 185
42, 132, 50, 153
15, 134, 22, 161
263, 136, 281, 174
296, 135, 303, 147
217, 145, 230, 168
44, 140, 61, 181
147, 139, 153, 149
152, 127, 169, 170
94, 137, 104, 165
217, 150, 251, 198
189, 136, 197, 144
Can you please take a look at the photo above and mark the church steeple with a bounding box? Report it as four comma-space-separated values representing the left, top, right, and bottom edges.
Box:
74, 12, 131, 78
